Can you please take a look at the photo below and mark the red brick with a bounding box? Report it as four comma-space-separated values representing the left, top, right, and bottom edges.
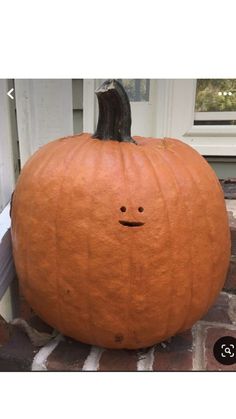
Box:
201, 292, 231, 324
204, 326, 236, 371
153, 329, 193, 371
99, 349, 138, 371
46, 338, 91, 371
0, 315, 10, 346
224, 256, 236, 293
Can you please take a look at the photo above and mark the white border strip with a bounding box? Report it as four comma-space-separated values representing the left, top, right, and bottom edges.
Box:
31, 334, 63, 371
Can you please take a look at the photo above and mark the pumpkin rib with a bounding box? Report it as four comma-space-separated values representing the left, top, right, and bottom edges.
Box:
170, 147, 208, 330
199, 168, 230, 304
173, 142, 229, 312
164, 153, 194, 333
85, 140, 107, 346
170, 145, 217, 328
127, 145, 150, 345
125, 144, 155, 346
22, 141, 67, 314
12, 140, 68, 313
142, 147, 173, 339
150, 144, 194, 336
58, 136, 98, 342
119, 143, 132, 344
54, 139, 91, 333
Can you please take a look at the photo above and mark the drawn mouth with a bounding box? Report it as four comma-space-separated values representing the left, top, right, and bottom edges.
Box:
119, 220, 144, 227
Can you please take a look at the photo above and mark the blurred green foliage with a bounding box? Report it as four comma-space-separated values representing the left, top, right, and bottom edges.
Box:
195, 79, 236, 112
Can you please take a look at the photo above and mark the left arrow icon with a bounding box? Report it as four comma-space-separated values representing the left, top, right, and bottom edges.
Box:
7, 88, 14, 100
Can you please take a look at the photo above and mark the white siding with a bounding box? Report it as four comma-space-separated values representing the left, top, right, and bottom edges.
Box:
15, 79, 74, 166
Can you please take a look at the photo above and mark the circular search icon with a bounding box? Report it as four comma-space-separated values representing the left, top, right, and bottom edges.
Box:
213, 336, 236, 365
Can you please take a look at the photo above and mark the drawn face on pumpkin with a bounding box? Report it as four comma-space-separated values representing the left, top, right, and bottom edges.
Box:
119, 206, 145, 227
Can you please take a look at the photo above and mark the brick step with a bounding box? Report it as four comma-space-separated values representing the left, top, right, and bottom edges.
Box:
0, 291, 236, 371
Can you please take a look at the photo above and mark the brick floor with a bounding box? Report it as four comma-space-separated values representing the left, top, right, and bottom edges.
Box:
98, 349, 139, 372
153, 330, 193, 371
203, 326, 236, 371
201, 292, 232, 324
46, 338, 91, 371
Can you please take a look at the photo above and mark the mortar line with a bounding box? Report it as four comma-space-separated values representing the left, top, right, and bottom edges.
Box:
31, 334, 63, 371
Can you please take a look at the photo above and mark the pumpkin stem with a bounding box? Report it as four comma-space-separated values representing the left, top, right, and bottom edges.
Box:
93, 79, 137, 144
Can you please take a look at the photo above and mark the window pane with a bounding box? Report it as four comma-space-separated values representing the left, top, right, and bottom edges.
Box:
118, 79, 150, 102
195, 79, 236, 112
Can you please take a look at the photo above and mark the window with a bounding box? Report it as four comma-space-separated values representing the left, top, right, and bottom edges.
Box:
194, 79, 236, 126
153, 79, 236, 156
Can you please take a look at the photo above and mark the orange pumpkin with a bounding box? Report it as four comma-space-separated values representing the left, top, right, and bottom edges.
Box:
11, 80, 230, 349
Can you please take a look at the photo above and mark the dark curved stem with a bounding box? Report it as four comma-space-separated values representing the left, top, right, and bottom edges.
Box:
93, 79, 137, 144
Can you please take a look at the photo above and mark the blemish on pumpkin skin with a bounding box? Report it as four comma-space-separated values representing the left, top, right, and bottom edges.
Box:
162, 138, 171, 149
115, 334, 124, 343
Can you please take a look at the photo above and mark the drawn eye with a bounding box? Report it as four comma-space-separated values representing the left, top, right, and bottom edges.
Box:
120, 206, 126, 212
138, 207, 144, 212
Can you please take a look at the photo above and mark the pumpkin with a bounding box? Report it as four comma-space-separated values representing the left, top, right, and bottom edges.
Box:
11, 79, 230, 349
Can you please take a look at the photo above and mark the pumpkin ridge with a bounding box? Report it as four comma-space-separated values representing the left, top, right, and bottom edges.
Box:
124, 144, 151, 346
84, 140, 107, 346
150, 144, 194, 335
142, 147, 174, 339
170, 146, 218, 329
21, 141, 67, 316
118, 142, 132, 344
54, 139, 91, 334
128, 145, 148, 310
177, 144, 229, 300
58, 136, 98, 342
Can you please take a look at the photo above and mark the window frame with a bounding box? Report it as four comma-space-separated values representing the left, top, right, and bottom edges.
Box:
155, 79, 236, 156
194, 111, 236, 122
